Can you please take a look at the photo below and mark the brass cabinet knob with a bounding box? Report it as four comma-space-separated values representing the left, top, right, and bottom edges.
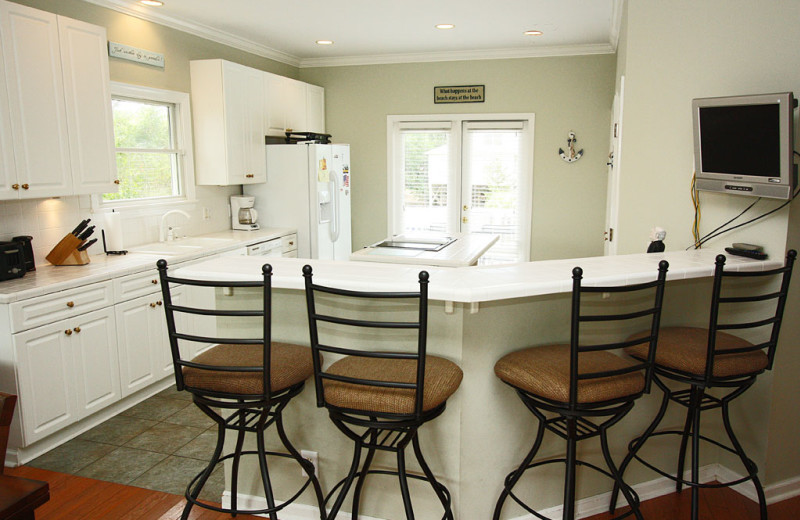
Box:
66, 301, 75, 308
11, 184, 19, 190
288, 241, 294, 246
149, 302, 156, 308
462, 216, 468, 223
113, 179, 120, 184
65, 329, 72, 336
245, 174, 254, 178
156, 301, 162, 306
21, 184, 29, 189
73, 327, 81, 333
151, 279, 158, 284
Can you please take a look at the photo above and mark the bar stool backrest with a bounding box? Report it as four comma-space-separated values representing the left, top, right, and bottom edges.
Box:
568, 260, 669, 411
704, 249, 796, 383
302, 265, 429, 420
156, 259, 274, 402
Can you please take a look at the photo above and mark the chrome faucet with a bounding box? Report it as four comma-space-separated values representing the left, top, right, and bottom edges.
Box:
159, 209, 191, 242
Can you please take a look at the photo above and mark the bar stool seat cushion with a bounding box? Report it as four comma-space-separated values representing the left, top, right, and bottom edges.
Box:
183, 342, 315, 395
323, 355, 463, 414
625, 327, 767, 378
494, 344, 644, 404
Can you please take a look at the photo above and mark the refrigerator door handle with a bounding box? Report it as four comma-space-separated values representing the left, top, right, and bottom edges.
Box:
330, 175, 341, 242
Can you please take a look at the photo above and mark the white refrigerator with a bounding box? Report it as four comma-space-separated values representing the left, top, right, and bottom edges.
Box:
244, 144, 351, 260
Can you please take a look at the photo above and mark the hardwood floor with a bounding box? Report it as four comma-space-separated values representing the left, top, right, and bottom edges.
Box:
6, 465, 800, 519
5, 466, 260, 520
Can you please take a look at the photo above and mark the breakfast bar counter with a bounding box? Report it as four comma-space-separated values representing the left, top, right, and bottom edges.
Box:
173, 250, 782, 520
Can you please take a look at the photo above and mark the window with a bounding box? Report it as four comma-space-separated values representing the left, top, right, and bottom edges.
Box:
388, 115, 534, 264
99, 83, 195, 207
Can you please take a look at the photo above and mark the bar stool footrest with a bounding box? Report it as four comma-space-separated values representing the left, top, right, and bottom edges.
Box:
628, 430, 759, 489
500, 458, 641, 520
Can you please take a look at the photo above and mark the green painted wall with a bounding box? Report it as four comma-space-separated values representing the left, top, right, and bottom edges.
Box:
300, 55, 617, 260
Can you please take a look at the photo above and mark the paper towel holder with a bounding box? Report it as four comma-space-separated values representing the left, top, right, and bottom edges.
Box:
102, 229, 128, 255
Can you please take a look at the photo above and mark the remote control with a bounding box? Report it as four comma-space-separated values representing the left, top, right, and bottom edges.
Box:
725, 247, 768, 260
731, 243, 763, 252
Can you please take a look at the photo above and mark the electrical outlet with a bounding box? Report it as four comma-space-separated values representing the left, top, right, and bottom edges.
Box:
202, 207, 211, 220
300, 450, 318, 477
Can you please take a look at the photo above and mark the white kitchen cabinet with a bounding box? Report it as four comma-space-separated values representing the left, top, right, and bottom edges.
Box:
13, 307, 119, 445
265, 73, 325, 137
0, 1, 117, 200
191, 59, 266, 185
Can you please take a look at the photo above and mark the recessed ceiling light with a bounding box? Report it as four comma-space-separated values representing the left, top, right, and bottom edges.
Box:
140, 0, 164, 6
436, 24, 455, 30
316, 40, 334, 45
524, 30, 543, 36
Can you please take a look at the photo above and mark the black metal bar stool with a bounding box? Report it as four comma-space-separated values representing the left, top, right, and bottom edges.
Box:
157, 259, 325, 520
610, 250, 796, 520
493, 261, 669, 520
302, 265, 463, 520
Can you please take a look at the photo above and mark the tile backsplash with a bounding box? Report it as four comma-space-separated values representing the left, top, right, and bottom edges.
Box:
0, 185, 239, 268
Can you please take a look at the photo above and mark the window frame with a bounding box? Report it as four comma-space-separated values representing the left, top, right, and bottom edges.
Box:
91, 82, 196, 215
387, 113, 535, 262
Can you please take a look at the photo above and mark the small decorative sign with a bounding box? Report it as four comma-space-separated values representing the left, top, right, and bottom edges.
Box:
108, 41, 165, 68
434, 85, 485, 104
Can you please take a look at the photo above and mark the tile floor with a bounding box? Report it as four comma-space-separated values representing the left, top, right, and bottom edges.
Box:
26, 385, 225, 501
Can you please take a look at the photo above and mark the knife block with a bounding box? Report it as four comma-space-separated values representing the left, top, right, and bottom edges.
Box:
46, 234, 90, 266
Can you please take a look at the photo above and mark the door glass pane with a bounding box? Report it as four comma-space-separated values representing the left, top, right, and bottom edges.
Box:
399, 130, 451, 234
463, 127, 524, 264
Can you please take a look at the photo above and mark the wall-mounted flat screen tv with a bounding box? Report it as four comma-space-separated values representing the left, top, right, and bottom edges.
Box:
692, 92, 796, 199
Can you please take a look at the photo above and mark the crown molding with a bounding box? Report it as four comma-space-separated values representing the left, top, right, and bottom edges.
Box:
298, 43, 615, 69
80, 0, 301, 67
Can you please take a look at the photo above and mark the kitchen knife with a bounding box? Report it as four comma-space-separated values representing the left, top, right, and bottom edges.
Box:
77, 238, 97, 251
77, 225, 95, 241
71, 218, 90, 237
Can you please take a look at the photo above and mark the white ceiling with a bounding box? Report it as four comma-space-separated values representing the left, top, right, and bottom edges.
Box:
83, 0, 622, 68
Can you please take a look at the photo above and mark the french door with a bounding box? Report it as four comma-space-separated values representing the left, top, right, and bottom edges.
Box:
389, 115, 534, 263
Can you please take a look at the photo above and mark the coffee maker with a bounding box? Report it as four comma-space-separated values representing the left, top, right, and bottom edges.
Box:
231, 195, 260, 231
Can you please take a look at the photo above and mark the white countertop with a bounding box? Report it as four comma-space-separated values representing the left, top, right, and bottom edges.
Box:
0, 228, 294, 304
174, 249, 783, 304
350, 233, 499, 267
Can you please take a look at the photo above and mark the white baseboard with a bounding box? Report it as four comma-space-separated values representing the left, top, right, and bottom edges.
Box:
218, 464, 800, 520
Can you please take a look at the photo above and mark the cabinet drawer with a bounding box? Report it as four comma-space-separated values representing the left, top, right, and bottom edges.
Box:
10, 281, 113, 333
281, 233, 298, 253
114, 269, 162, 302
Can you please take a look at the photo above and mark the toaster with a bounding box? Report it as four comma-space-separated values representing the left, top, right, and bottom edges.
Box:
0, 241, 27, 281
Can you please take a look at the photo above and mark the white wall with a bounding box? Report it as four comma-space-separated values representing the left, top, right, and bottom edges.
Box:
615, 0, 799, 257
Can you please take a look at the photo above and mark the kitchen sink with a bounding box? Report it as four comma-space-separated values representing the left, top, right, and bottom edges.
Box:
129, 237, 236, 256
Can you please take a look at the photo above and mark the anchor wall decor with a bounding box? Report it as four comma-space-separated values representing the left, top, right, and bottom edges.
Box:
558, 131, 584, 163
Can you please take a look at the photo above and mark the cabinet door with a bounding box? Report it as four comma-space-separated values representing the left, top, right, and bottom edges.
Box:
305, 84, 325, 134
223, 62, 265, 184
284, 78, 307, 133
0, 1, 72, 198
13, 319, 77, 444
115, 294, 164, 397
58, 15, 117, 195
0, 29, 16, 200
71, 307, 120, 418
264, 73, 287, 136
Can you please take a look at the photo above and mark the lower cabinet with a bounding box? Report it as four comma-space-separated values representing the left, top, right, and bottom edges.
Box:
115, 286, 183, 397
13, 307, 120, 444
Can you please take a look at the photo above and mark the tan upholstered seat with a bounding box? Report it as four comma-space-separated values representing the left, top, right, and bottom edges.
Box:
625, 327, 767, 378
494, 344, 645, 404
183, 342, 315, 395
323, 355, 463, 414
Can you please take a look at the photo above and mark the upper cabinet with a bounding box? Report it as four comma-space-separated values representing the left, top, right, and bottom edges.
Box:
191, 59, 325, 185
191, 59, 267, 185
0, 1, 117, 200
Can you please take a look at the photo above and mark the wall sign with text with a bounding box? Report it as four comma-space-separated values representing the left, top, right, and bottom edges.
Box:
434, 85, 485, 104
108, 41, 165, 68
